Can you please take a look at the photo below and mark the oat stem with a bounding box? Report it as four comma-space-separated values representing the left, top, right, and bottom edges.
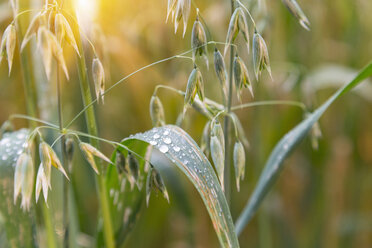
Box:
223, 0, 237, 204
232, 100, 307, 111
70, 9, 115, 248
56, 66, 70, 248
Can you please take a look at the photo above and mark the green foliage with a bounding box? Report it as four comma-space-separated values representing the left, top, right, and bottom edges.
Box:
235, 62, 372, 235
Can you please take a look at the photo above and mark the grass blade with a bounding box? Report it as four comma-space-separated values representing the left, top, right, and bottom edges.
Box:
235, 62, 372, 235
126, 125, 240, 248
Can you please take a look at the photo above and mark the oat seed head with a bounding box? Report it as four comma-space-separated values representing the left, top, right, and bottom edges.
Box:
92, 57, 105, 104
282, 0, 310, 30
233, 141, 245, 192
150, 95, 166, 127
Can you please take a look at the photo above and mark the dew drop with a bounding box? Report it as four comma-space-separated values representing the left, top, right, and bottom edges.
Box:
159, 145, 169, 153
173, 146, 180, 152
163, 131, 169, 135
2, 155, 8, 161
149, 140, 157, 145
153, 134, 160, 139
163, 138, 172, 144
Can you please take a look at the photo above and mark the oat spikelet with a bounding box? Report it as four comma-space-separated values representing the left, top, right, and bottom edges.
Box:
37, 27, 69, 80
253, 30, 272, 80
233, 54, 253, 100
79, 142, 111, 174
150, 95, 166, 127
14, 153, 27, 204
21, 11, 47, 51
6, 24, 16, 75
166, 0, 177, 23
92, 57, 105, 104
173, 0, 191, 37
39, 142, 52, 188
282, 0, 310, 30
191, 12, 208, 68
213, 48, 228, 101
20, 153, 34, 211
184, 66, 204, 114
54, 13, 80, 56
0, 23, 17, 75
146, 166, 170, 206
233, 141, 245, 192
224, 8, 240, 56
35, 163, 49, 204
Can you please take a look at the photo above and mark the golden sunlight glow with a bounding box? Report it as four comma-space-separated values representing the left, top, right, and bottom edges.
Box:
75, 0, 97, 29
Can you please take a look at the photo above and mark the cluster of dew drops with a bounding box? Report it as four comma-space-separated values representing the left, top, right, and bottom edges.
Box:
0, 129, 28, 166
130, 127, 230, 219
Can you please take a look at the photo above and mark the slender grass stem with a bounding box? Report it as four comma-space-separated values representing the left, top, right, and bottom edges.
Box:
70, 8, 115, 248
223, 0, 237, 204
56, 66, 70, 248
232, 100, 307, 111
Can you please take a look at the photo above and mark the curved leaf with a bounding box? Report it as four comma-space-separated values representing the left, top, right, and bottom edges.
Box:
125, 125, 240, 248
235, 62, 372, 235
0, 129, 34, 247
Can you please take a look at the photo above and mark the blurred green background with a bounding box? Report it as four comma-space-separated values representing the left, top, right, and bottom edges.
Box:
1, 0, 372, 247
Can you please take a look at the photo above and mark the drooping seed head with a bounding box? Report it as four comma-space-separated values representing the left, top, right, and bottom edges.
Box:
231, 113, 250, 148
233, 141, 246, 192
200, 120, 211, 156
44, 141, 69, 180
173, 0, 191, 37
116, 151, 127, 175
146, 166, 169, 206
92, 57, 105, 104
184, 66, 204, 113
237, 8, 250, 54
191, 13, 208, 68
224, 7, 240, 56
128, 153, 139, 183
282, 0, 310, 30
54, 13, 80, 56
210, 135, 225, 191
79, 142, 111, 174
213, 48, 228, 101
233, 55, 253, 100
166, 0, 177, 22
20, 153, 34, 211
150, 95, 166, 127
39, 142, 52, 188
6, 24, 16, 75
65, 137, 75, 166
211, 120, 225, 155
35, 163, 49, 204
14, 153, 28, 204
0, 26, 9, 65
21, 11, 47, 51
37, 27, 69, 80
253, 31, 272, 80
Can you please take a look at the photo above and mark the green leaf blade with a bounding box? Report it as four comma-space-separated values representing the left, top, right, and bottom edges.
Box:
126, 125, 240, 248
235, 62, 372, 235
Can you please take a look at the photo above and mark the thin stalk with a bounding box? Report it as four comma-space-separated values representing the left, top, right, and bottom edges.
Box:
223, 0, 236, 203
71, 11, 115, 248
56, 66, 69, 248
